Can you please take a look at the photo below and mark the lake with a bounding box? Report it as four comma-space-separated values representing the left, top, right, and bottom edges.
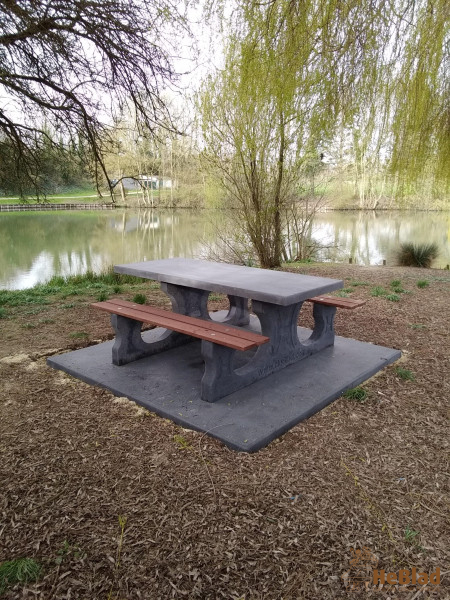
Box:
1, 209, 449, 289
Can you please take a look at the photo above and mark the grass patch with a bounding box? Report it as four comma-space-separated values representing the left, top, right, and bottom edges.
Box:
342, 387, 368, 402
61, 302, 75, 309
348, 280, 370, 287
22, 322, 37, 329
390, 279, 405, 294
397, 242, 439, 268
340, 287, 354, 294
404, 526, 420, 544
386, 294, 401, 302
0, 267, 146, 309
69, 331, 89, 339
395, 367, 415, 381
410, 323, 426, 329
371, 286, 387, 297
97, 291, 108, 302
133, 293, 146, 304
417, 279, 429, 288
335, 291, 349, 298
0, 307, 6, 319
0, 558, 42, 594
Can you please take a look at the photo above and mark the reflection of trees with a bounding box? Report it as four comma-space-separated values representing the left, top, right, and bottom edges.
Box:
312, 211, 450, 266
0, 210, 219, 288
1, 210, 449, 288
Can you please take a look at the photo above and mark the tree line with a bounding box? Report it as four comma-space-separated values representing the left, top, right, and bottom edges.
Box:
1, 0, 448, 263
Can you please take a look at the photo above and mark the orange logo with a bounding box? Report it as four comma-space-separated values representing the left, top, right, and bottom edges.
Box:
342, 547, 441, 591
342, 547, 379, 590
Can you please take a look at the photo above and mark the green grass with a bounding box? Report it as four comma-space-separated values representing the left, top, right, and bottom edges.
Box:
371, 286, 387, 297
404, 526, 420, 543
0, 307, 6, 319
0, 268, 146, 309
397, 242, 439, 268
0, 187, 99, 205
417, 279, 429, 288
97, 291, 108, 302
348, 280, 370, 287
0, 558, 42, 593
69, 331, 89, 339
386, 293, 401, 302
342, 387, 368, 402
410, 323, 426, 329
390, 280, 405, 293
132, 293, 146, 304
340, 287, 354, 294
395, 367, 415, 381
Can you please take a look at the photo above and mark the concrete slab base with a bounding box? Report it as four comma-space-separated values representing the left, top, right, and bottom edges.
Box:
47, 314, 400, 452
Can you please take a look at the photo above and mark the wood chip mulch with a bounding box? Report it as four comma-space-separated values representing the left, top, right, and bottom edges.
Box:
0, 265, 449, 599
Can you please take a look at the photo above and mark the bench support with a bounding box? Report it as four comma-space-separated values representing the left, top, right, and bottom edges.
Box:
223, 295, 250, 326
200, 300, 337, 402
111, 314, 192, 365
111, 282, 210, 365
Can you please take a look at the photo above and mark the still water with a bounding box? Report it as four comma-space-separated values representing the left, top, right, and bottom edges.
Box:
1, 209, 449, 289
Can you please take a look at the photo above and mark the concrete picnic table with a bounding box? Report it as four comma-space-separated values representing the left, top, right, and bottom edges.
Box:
113, 258, 344, 400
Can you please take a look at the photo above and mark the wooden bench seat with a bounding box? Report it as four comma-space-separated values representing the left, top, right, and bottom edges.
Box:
306, 296, 366, 309
92, 298, 269, 351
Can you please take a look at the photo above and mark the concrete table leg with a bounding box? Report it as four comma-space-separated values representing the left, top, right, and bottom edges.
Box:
111, 283, 210, 365
200, 300, 337, 402
221, 295, 250, 326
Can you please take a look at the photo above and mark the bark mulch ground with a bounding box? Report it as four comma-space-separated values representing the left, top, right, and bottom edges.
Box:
0, 264, 449, 599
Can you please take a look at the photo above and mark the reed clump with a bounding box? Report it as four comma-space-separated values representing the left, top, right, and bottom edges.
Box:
397, 242, 438, 268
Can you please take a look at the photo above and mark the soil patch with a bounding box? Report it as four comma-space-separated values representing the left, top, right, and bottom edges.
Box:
1, 264, 449, 598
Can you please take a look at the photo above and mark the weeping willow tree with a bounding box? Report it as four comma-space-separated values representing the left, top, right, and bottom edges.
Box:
390, 0, 449, 197
200, 0, 449, 267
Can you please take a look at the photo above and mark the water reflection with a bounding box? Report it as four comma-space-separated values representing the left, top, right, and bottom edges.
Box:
313, 211, 450, 267
0, 209, 448, 289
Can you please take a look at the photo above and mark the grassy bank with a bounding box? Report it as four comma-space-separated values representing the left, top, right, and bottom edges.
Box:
0, 268, 151, 316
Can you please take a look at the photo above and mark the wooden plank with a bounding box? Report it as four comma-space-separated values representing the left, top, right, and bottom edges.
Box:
103, 298, 269, 344
306, 296, 366, 309
91, 301, 268, 351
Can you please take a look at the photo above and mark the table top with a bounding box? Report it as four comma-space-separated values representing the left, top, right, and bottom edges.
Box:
114, 258, 343, 306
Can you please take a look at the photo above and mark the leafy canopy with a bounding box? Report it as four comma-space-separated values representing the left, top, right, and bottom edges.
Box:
0, 0, 188, 198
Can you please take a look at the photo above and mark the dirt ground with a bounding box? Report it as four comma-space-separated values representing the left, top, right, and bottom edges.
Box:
0, 264, 449, 599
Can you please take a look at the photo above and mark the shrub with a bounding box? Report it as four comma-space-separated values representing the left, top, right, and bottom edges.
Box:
417, 280, 429, 288
0, 558, 42, 593
395, 367, 415, 381
343, 387, 368, 402
133, 293, 146, 304
371, 286, 387, 297
397, 242, 438, 268
97, 291, 108, 302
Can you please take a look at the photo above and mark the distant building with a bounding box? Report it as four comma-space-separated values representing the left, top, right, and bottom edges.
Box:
110, 176, 174, 191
